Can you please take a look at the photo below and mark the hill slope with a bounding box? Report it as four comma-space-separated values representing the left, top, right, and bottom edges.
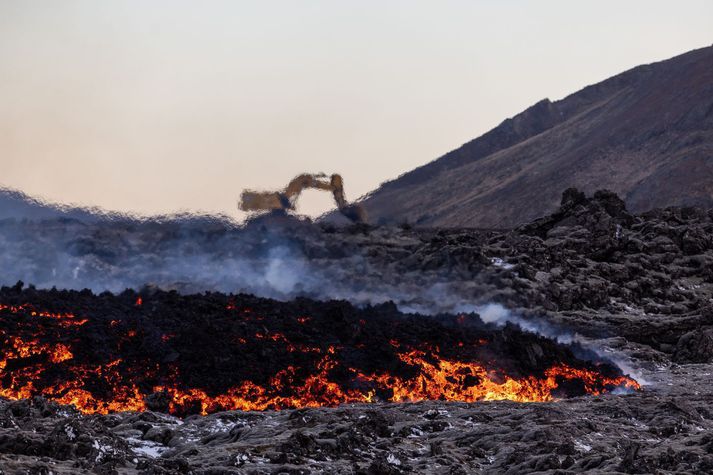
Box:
0, 187, 236, 226
352, 45, 713, 228
0, 188, 106, 222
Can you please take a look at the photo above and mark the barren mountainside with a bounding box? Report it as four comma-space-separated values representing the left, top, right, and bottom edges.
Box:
354, 45, 713, 228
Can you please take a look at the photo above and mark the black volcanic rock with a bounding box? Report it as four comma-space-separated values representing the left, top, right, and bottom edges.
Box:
1, 367, 713, 474
673, 327, 713, 363
519, 187, 633, 240
3, 190, 713, 473
0, 286, 631, 417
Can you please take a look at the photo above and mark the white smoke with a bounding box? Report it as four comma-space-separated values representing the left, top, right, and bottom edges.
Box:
0, 191, 646, 387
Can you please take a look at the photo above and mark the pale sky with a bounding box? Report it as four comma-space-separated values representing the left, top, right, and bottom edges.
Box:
1, 1, 712, 219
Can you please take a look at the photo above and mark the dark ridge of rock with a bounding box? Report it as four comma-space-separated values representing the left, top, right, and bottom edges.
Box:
518, 187, 633, 240
0, 187, 105, 222
339, 45, 713, 228
0, 186, 239, 227
375, 98, 568, 193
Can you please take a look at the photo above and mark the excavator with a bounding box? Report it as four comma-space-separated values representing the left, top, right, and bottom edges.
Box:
239, 173, 367, 223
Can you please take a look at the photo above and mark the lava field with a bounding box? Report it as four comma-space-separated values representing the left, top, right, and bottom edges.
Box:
0, 286, 637, 418
2, 188, 713, 473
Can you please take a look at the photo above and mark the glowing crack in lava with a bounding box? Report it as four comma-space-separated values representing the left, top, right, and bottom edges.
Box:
0, 291, 639, 416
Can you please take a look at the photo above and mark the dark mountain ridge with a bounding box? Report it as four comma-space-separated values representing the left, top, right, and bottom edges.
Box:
0, 186, 235, 226
351, 45, 713, 228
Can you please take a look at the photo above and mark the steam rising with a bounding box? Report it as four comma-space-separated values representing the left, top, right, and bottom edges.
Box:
0, 191, 642, 383
0, 191, 569, 325
0, 190, 478, 310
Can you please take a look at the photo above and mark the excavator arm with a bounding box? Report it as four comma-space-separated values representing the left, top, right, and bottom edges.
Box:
239, 173, 367, 223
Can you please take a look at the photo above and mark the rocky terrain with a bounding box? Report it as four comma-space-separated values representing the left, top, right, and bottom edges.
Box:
345, 45, 713, 228
2, 363, 712, 475
2, 188, 713, 473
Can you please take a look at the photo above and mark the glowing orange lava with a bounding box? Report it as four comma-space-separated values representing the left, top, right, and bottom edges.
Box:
0, 302, 640, 416
355, 349, 639, 404
0, 303, 88, 327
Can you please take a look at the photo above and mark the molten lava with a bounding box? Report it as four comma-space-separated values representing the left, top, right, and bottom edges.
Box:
0, 289, 639, 416
356, 349, 638, 404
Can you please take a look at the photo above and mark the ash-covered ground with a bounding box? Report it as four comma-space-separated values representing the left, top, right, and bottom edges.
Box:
2, 188, 713, 474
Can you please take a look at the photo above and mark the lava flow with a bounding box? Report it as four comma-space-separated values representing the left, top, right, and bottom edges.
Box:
0, 285, 639, 416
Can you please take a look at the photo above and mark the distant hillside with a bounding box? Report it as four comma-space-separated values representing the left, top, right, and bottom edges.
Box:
0, 187, 235, 225
0, 188, 104, 222
346, 45, 713, 228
